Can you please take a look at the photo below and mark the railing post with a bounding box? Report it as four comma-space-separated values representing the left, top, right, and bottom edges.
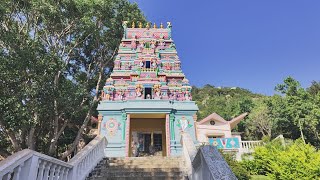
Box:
54, 166, 61, 180
12, 163, 23, 180
69, 165, 78, 180
25, 155, 40, 180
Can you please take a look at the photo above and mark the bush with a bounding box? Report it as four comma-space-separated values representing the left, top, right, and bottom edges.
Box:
242, 139, 320, 180
221, 151, 251, 180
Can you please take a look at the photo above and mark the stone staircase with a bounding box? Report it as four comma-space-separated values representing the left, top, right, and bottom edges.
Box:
86, 156, 189, 180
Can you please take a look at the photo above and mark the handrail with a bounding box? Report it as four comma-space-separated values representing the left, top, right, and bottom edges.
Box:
191, 145, 237, 180
0, 135, 107, 180
69, 136, 107, 179
0, 149, 34, 173
180, 133, 197, 179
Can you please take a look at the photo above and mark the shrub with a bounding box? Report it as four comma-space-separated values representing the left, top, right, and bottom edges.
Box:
221, 151, 251, 180
242, 139, 320, 180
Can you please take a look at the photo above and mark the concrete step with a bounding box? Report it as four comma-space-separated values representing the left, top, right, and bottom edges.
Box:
106, 163, 182, 167
105, 157, 182, 160
96, 167, 187, 173
87, 156, 188, 180
88, 170, 188, 179
93, 171, 184, 177
87, 176, 188, 180
105, 158, 184, 163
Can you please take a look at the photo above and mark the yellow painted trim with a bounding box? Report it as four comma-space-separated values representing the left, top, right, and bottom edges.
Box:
130, 113, 166, 119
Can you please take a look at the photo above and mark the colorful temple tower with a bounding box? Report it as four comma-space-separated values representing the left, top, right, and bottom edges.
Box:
97, 21, 198, 157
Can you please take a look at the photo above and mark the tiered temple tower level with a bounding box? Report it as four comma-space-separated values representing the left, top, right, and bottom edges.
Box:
102, 22, 192, 101
97, 22, 198, 157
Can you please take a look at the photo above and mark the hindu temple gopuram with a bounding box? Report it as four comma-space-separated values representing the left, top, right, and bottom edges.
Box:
97, 21, 198, 157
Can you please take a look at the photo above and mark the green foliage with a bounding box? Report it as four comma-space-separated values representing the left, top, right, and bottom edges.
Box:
242, 139, 320, 180
0, 0, 146, 158
192, 85, 260, 120
270, 77, 320, 147
221, 151, 251, 180
307, 81, 320, 96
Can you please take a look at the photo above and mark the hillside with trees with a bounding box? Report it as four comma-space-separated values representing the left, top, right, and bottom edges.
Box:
192, 77, 320, 148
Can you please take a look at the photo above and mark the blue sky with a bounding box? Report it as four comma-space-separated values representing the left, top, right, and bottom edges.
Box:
130, 0, 320, 95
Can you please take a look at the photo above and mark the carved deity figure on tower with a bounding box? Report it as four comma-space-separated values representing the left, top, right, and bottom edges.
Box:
158, 39, 165, 50
185, 91, 191, 101
131, 39, 137, 50
153, 84, 161, 99
118, 90, 125, 101
139, 60, 144, 68
105, 93, 111, 101
135, 84, 143, 98
164, 62, 171, 70
138, 41, 144, 51
152, 60, 157, 68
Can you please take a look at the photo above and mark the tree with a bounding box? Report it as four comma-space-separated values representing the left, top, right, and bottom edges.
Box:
307, 80, 320, 96
246, 98, 273, 139
271, 77, 320, 147
0, 0, 146, 159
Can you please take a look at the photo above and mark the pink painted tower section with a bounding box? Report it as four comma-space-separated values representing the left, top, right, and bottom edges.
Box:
101, 21, 192, 102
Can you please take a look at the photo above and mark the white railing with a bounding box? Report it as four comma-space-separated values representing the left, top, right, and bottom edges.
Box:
241, 140, 262, 149
0, 135, 107, 180
239, 141, 262, 157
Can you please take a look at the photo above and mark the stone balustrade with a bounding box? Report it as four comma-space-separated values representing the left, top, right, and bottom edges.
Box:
240, 140, 262, 154
0, 136, 107, 180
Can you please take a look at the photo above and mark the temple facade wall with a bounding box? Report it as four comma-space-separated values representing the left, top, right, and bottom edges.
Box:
97, 100, 198, 157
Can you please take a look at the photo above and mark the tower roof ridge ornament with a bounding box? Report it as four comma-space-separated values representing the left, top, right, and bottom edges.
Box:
167, 22, 172, 28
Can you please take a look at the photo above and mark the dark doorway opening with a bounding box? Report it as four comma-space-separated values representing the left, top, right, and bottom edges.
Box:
131, 132, 163, 157
153, 133, 162, 151
146, 61, 151, 68
145, 88, 152, 99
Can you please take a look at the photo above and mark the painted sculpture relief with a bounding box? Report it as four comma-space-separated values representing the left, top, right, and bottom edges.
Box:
177, 116, 193, 132
104, 118, 121, 137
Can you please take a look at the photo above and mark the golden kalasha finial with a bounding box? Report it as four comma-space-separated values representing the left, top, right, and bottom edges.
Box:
153, 22, 157, 28
132, 21, 135, 28
160, 22, 163, 28
138, 22, 142, 28
146, 22, 150, 29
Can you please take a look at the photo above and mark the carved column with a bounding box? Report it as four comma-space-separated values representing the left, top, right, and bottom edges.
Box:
98, 114, 103, 135
193, 113, 198, 141
166, 114, 171, 156
125, 114, 130, 157
169, 113, 175, 141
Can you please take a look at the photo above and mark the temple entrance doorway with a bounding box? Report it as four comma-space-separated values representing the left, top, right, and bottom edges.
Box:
129, 114, 166, 157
